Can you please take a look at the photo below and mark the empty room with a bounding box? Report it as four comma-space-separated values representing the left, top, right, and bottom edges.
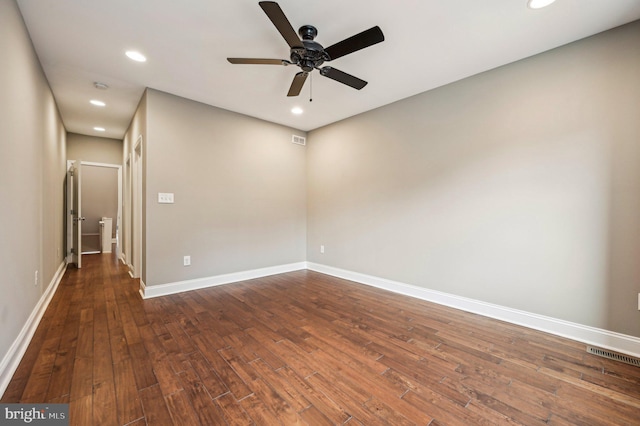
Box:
1, 0, 640, 424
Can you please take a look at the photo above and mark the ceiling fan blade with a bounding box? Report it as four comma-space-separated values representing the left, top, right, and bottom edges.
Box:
287, 72, 308, 97
320, 67, 367, 90
259, 1, 302, 48
227, 58, 285, 65
324, 26, 385, 61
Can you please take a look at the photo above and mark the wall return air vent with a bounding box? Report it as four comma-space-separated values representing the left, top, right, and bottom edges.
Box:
292, 135, 306, 146
586, 346, 640, 367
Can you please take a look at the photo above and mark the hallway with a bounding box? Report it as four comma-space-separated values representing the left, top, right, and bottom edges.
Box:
2, 254, 640, 425
2, 254, 141, 423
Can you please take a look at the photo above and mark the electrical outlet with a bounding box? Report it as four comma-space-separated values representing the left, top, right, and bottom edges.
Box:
34, 270, 38, 286
320, 245, 325, 254
183, 256, 191, 266
638, 293, 640, 311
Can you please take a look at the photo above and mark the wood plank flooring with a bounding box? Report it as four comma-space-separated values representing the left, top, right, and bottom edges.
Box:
3, 253, 640, 425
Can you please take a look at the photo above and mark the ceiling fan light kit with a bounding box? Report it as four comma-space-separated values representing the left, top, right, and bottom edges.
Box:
227, 1, 384, 97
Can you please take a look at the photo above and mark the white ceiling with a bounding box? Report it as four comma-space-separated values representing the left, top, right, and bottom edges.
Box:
16, 0, 640, 139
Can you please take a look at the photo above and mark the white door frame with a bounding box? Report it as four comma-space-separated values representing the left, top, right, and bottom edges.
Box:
132, 135, 143, 279
124, 154, 132, 267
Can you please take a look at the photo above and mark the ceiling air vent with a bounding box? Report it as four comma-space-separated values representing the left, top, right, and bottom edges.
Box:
292, 135, 306, 146
586, 346, 640, 367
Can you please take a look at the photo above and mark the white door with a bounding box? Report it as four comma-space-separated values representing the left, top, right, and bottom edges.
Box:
73, 161, 84, 268
66, 163, 74, 264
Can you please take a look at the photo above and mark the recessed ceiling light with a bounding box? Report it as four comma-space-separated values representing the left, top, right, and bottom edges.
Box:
125, 50, 147, 62
93, 127, 106, 132
527, 0, 556, 9
291, 107, 303, 115
90, 100, 106, 107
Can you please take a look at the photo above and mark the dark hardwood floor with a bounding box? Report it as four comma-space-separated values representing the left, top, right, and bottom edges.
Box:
2, 253, 640, 425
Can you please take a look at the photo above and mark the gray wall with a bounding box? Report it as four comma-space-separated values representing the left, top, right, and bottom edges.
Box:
67, 132, 123, 165
0, 0, 66, 363
143, 89, 307, 287
307, 21, 640, 337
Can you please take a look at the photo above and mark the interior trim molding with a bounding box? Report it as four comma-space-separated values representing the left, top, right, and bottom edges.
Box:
0, 261, 67, 396
138, 278, 147, 299
306, 262, 640, 358
140, 262, 307, 299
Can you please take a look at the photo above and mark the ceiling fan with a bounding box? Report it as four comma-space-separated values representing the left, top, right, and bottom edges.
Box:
227, 1, 385, 97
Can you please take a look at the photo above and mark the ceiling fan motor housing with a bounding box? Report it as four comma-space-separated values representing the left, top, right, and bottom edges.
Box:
290, 25, 328, 71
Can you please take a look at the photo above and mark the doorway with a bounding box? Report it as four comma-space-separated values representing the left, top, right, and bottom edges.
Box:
67, 160, 122, 267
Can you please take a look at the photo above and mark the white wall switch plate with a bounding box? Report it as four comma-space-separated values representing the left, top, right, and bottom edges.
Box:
183, 255, 191, 266
158, 192, 174, 203
320, 245, 325, 254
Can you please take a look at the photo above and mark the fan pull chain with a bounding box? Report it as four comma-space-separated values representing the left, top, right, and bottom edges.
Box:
309, 72, 313, 102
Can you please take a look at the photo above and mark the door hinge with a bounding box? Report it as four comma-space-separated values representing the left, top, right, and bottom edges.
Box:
71, 209, 75, 215
70, 248, 75, 254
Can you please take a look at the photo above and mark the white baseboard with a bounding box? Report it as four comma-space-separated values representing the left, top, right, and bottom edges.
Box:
0, 261, 68, 397
306, 262, 640, 358
140, 262, 307, 299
